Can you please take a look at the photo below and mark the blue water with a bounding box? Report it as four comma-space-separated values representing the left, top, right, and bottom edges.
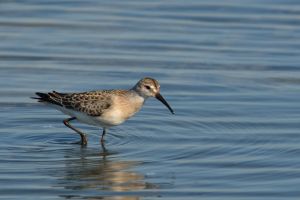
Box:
1, 0, 300, 199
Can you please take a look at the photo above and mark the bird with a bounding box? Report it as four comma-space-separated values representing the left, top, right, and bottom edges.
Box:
32, 77, 174, 145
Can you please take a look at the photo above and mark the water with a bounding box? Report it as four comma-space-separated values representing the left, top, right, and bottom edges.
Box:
1, 0, 300, 199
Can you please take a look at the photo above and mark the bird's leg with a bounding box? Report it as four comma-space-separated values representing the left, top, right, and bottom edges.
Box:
100, 128, 106, 143
63, 117, 88, 145
100, 141, 108, 156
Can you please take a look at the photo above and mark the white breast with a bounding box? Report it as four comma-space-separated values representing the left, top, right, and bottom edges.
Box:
97, 93, 145, 127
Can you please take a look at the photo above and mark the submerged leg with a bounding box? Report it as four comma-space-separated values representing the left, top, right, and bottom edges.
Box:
101, 128, 106, 143
63, 117, 88, 145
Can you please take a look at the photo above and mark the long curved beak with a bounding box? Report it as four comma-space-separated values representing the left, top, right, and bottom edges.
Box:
155, 93, 174, 114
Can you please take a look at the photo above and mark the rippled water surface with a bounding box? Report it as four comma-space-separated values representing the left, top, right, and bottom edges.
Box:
1, 0, 300, 199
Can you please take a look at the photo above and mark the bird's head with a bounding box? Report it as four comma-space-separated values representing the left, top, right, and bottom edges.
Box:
133, 77, 174, 114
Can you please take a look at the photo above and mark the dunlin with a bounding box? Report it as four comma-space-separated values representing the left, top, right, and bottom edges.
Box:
33, 77, 174, 145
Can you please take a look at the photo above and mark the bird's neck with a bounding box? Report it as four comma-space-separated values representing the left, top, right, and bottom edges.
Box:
130, 86, 149, 100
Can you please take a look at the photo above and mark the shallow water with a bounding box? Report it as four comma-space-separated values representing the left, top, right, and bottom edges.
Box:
1, 0, 300, 199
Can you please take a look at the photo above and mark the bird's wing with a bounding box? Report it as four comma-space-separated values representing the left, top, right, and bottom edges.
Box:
60, 91, 112, 116
34, 90, 112, 116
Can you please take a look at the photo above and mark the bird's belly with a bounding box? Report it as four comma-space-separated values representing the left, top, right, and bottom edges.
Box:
97, 109, 127, 127
56, 107, 111, 127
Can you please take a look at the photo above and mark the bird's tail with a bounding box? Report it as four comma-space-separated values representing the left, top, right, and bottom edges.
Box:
31, 91, 64, 107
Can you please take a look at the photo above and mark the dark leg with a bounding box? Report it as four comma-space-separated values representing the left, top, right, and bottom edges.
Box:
100, 128, 106, 143
63, 117, 88, 145
100, 141, 108, 156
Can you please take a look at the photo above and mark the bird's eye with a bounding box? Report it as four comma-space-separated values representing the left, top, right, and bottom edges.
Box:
145, 85, 151, 90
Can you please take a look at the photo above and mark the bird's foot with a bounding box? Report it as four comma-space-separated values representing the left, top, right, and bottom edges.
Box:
81, 135, 88, 146
70, 140, 87, 146
70, 134, 88, 146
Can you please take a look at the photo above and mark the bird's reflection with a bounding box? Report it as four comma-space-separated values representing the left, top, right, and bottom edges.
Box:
60, 143, 155, 199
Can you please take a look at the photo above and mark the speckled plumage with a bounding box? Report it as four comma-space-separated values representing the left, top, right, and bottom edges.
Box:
48, 90, 115, 116
33, 77, 174, 145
